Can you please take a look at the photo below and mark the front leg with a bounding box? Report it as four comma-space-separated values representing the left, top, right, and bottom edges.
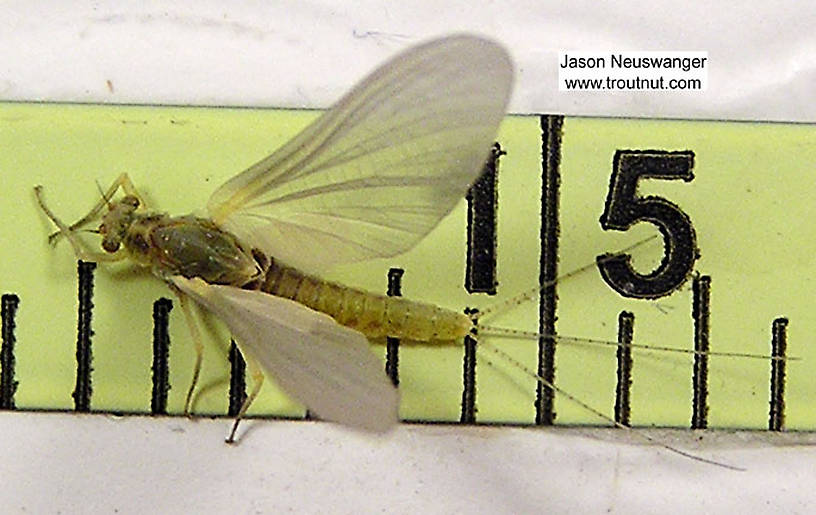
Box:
63, 173, 147, 234
36, 173, 147, 246
34, 185, 127, 263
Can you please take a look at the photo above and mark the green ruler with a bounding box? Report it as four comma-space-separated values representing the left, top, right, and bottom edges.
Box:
1, 102, 813, 430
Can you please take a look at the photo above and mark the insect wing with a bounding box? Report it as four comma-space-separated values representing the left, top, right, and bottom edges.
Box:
207, 34, 513, 273
172, 277, 399, 433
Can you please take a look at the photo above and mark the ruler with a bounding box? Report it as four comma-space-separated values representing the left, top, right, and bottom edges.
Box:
1, 102, 813, 430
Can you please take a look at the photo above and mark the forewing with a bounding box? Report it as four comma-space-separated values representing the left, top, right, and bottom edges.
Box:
172, 276, 399, 433
207, 34, 513, 273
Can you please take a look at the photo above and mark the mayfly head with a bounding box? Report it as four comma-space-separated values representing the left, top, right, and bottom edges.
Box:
99, 194, 140, 253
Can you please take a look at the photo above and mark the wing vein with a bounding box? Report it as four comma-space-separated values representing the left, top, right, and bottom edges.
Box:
207, 35, 513, 273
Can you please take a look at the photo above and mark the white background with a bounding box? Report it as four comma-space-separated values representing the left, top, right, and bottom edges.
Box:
2, 1, 815, 513
2, 1, 815, 121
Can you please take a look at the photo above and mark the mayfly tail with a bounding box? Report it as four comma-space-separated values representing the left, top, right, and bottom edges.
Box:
472, 235, 660, 323
476, 325, 795, 361
476, 339, 745, 471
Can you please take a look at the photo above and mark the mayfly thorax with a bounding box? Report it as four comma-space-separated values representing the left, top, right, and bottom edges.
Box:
103, 198, 262, 287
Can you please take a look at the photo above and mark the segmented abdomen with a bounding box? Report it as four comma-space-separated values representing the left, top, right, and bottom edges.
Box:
262, 263, 472, 342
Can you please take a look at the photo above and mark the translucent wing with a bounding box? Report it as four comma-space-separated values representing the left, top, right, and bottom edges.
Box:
172, 276, 399, 433
207, 34, 513, 273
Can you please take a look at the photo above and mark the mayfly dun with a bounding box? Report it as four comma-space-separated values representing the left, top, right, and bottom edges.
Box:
33, 34, 777, 469
35, 34, 512, 437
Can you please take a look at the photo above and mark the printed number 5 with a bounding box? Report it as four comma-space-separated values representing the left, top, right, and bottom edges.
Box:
597, 150, 699, 299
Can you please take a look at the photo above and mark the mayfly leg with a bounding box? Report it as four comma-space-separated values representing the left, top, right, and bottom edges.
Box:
170, 284, 266, 437
34, 185, 127, 263
226, 350, 264, 444
50, 173, 147, 243
169, 286, 205, 416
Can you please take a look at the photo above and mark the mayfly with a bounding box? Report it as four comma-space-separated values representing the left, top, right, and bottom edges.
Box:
35, 34, 512, 438
33, 35, 775, 469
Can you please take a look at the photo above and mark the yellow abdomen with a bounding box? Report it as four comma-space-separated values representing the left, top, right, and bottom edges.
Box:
262, 264, 472, 342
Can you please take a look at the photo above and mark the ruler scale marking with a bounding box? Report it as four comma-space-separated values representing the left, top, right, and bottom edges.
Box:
73, 260, 96, 412
385, 268, 404, 388
691, 274, 711, 429
150, 298, 172, 415
615, 311, 635, 426
536, 114, 563, 425
769, 318, 788, 431
1, 293, 20, 410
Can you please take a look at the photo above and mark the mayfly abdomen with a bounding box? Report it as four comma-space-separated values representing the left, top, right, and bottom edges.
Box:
262, 263, 472, 342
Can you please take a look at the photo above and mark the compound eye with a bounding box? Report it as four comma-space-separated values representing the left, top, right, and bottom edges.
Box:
102, 238, 121, 253
122, 195, 140, 209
